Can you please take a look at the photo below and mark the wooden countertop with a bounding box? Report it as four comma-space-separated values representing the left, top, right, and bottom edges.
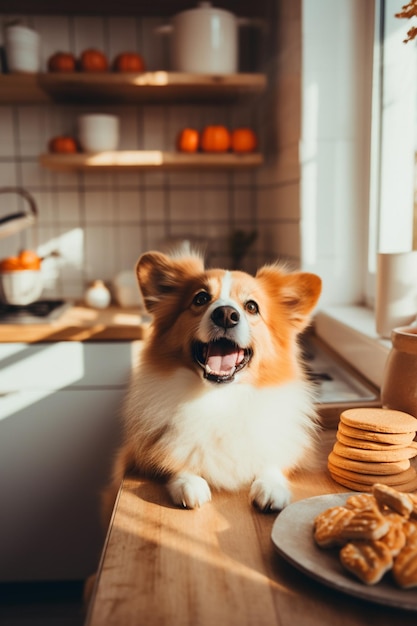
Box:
86, 432, 417, 626
0, 304, 151, 343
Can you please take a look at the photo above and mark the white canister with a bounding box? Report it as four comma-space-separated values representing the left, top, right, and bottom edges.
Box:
112, 271, 143, 308
5, 25, 41, 73
375, 251, 417, 338
77, 114, 120, 152
157, 2, 242, 74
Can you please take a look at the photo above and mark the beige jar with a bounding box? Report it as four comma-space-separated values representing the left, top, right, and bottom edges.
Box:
381, 326, 417, 418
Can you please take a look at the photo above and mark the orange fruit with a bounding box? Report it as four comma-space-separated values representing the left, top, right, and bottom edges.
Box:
231, 128, 258, 153
200, 125, 231, 153
47, 52, 77, 73
0, 256, 21, 272
113, 52, 145, 72
19, 249, 41, 270
48, 136, 78, 154
0, 250, 41, 272
79, 49, 109, 72
177, 128, 200, 153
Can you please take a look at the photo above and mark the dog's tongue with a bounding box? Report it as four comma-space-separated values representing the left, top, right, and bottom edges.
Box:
206, 341, 243, 376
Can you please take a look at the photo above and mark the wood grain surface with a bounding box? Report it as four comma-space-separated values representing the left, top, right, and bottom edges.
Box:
39, 151, 263, 172
86, 432, 417, 626
0, 72, 266, 105
0, 304, 149, 343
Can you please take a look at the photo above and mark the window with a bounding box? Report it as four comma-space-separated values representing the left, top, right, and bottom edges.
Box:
311, 0, 417, 388
301, 0, 416, 309
367, 0, 417, 306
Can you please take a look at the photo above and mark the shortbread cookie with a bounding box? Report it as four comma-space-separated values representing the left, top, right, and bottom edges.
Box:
379, 513, 407, 557
339, 507, 390, 541
340, 407, 417, 434
337, 431, 411, 451
313, 506, 355, 548
372, 483, 414, 517
392, 536, 417, 588
393, 549, 417, 588
340, 540, 393, 585
329, 471, 417, 494
345, 493, 377, 511
328, 451, 411, 475
328, 462, 417, 487
328, 473, 373, 492
409, 493, 417, 519
403, 520, 417, 541
338, 422, 415, 445
333, 441, 417, 463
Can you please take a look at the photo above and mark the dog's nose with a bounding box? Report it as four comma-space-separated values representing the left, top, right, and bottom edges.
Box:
211, 305, 240, 329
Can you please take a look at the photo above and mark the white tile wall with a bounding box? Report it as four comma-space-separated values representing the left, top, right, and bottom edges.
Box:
0, 7, 303, 302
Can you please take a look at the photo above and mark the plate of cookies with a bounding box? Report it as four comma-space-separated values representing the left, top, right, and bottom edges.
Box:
271, 484, 417, 611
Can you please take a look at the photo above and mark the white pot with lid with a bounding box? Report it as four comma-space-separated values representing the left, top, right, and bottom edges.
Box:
156, 2, 247, 74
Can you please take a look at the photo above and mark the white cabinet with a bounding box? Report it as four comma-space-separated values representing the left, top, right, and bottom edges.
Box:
0, 341, 140, 582
0, 342, 134, 391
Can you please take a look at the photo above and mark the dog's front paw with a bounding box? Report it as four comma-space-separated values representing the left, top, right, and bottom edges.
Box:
168, 473, 212, 509
250, 468, 291, 512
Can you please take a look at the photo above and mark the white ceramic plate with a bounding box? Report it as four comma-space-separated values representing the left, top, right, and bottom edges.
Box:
271, 492, 417, 611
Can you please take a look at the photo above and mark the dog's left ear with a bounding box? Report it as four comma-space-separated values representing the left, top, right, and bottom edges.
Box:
257, 266, 322, 331
281, 272, 322, 330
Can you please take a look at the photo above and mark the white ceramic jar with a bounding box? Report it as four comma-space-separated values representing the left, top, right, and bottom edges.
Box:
5, 25, 41, 73
77, 114, 120, 152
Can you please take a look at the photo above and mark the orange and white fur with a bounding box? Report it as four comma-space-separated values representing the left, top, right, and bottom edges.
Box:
106, 250, 322, 513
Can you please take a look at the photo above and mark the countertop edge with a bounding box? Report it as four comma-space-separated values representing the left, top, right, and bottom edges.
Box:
0, 304, 151, 343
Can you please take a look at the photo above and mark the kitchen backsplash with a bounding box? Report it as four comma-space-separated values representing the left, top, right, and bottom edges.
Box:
0, 10, 301, 302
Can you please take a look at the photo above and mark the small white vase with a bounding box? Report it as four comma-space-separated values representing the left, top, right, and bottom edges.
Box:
85, 280, 111, 309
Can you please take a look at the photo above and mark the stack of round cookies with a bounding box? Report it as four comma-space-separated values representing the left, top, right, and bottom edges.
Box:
328, 408, 417, 492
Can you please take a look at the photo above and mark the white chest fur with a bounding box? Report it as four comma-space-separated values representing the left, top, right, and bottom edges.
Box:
124, 366, 317, 490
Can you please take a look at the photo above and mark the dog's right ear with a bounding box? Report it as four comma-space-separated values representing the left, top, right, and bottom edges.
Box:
136, 251, 204, 312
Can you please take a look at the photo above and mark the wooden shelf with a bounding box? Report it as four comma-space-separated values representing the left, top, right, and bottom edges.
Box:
0, 72, 266, 105
0, 74, 51, 104
39, 151, 263, 172
0, 1, 269, 17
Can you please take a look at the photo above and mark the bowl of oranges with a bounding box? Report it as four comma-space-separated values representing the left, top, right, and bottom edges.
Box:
0, 250, 43, 305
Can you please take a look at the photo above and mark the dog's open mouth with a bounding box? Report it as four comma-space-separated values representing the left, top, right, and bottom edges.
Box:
193, 338, 252, 383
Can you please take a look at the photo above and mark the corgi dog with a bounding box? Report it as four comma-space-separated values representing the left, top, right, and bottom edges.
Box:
105, 250, 322, 514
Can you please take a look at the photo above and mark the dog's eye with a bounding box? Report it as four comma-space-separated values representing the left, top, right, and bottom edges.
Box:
245, 300, 259, 315
193, 291, 211, 306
